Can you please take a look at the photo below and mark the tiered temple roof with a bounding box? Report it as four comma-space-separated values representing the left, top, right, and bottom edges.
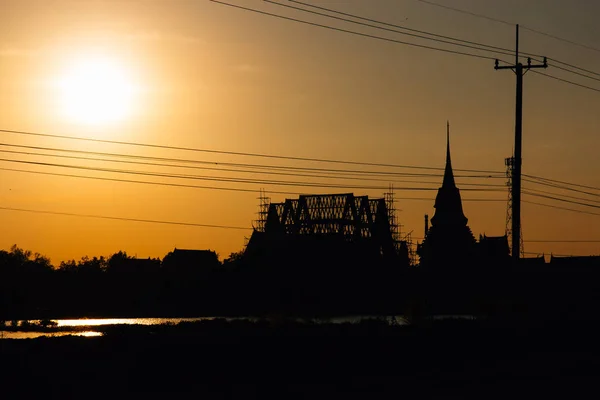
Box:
417, 123, 476, 267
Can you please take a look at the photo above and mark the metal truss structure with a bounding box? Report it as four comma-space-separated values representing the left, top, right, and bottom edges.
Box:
250, 193, 409, 264
505, 157, 524, 258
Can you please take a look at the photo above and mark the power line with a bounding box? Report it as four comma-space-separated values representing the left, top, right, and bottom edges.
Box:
292, 0, 600, 81
0, 157, 507, 192
0, 166, 508, 204
521, 27, 600, 55
269, 0, 519, 59
416, 0, 513, 26
523, 177, 600, 199
524, 173, 600, 192
288, 0, 523, 55
5, 130, 600, 202
416, 0, 600, 54
416, 0, 600, 79
550, 63, 600, 83
4, 136, 600, 210
522, 199, 600, 217
548, 58, 600, 78
209, 0, 497, 61
523, 186, 600, 205
530, 70, 600, 93
523, 190, 600, 210
0, 146, 506, 187
288, 0, 544, 66
215, 1, 600, 95
0, 166, 302, 196
0, 206, 252, 230
0, 140, 506, 180
0, 128, 504, 174
0, 141, 501, 179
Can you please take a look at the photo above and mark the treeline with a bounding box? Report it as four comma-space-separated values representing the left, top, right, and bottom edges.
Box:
0, 245, 242, 320
0, 244, 406, 320
3, 244, 600, 322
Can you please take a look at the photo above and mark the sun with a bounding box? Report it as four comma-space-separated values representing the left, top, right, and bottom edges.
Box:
58, 57, 136, 125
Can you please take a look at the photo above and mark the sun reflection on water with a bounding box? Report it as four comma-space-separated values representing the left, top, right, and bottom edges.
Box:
55, 317, 208, 327
1, 331, 102, 339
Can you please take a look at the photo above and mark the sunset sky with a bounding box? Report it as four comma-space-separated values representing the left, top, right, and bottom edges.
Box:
1, 0, 599, 264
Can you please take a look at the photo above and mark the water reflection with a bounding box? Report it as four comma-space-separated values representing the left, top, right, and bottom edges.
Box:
0, 315, 420, 339
55, 317, 209, 327
1, 317, 213, 340
1, 331, 102, 339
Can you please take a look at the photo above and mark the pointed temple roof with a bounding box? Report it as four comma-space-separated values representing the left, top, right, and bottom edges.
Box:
430, 122, 468, 227
442, 121, 456, 188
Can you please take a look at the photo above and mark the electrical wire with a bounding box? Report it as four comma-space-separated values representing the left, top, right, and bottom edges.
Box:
212, 1, 600, 94
522, 198, 600, 216
268, 0, 519, 59
0, 141, 499, 179
0, 206, 252, 230
0, 157, 508, 191
0, 146, 506, 187
524, 173, 600, 192
548, 58, 600, 78
523, 177, 600, 199
209, 0, 497, 61
523, 190, 600, 210
0, 167, 510, 204
0, 128, 504, 174
0, 166, 302, 195
550, 62, 600, 83
416, 0, 513, 27
523, 186, 600, 205
415, 0, 600, 55
286, 0, 509, 53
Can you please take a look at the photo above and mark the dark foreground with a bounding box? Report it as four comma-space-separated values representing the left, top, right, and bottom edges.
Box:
2, 318, 600, 399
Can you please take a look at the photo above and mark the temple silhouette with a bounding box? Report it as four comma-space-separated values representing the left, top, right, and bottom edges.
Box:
417, 122, 478, 267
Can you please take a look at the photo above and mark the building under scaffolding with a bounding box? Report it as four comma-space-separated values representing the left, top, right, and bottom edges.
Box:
244, 192, 411, 269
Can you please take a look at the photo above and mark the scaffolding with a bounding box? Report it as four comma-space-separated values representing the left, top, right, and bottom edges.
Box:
254, 188, 270, 232
403, 231, 417, 267
384, 184, 400, 250
385, 185, 415, 266
248, 192, 410, 266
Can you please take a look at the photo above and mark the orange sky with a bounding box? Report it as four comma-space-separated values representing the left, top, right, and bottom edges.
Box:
1, 0, 599, 264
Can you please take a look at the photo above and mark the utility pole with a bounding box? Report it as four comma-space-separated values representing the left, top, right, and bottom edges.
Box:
495, 24, 547, 262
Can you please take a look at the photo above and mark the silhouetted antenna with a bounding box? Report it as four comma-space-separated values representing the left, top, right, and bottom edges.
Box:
495, 25, 548, 262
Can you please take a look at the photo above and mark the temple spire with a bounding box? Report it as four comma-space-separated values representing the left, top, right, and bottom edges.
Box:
443, 121, 456, 188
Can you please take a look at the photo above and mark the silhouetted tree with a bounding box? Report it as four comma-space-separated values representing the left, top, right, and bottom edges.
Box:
224, 251, 244, 263
106, 251, 133, 274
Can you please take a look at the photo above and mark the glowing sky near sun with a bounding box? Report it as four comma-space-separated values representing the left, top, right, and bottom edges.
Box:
57, 56, 138, 125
